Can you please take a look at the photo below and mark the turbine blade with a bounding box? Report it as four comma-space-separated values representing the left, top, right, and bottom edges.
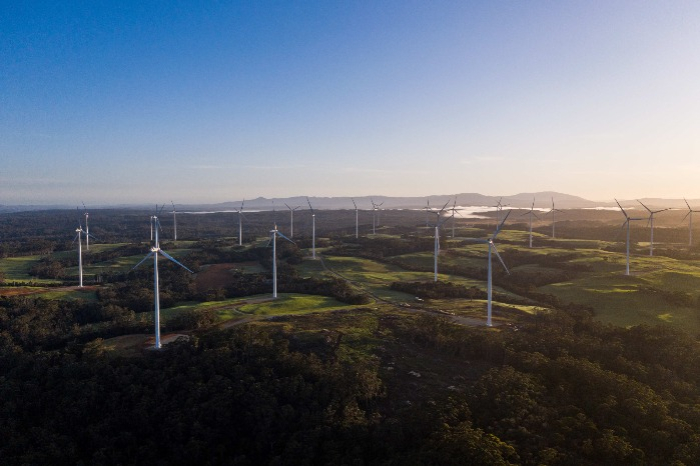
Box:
276, 231, 295, 244
131, 251, 155, 270
615, 198, 629, 218
637, 200, 652, 213
159, 250, 194, 273
492, 243, 510, 275
493, 210, 511, 239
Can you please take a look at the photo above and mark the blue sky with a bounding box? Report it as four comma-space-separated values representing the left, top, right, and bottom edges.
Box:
2, 1, 700, 205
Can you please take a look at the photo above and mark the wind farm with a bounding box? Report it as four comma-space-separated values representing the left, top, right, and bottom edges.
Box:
4, 1, 700, 463
3, 192, 700, 464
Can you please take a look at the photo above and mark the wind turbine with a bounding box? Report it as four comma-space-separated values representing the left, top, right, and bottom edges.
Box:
519, 198, 539, 248
269, 224, 294, 298
449, 197, 461, 238
171, 201, 178, 241
682, 198, 700, 247
72, 214, 86, 288
351, 198, 359, 239
284, 203, 301, 238
150, 204, 165, 244
132, 215, 194, 349
492, 198, 509, 224
82, 202, 91, 251
424, 199, 431, 227
466, 211, 511, 327
306, 197, 317, 259
616, 199, 645, 276
546, 198, 564, 238
638, 200, 668, 256
236, 200, 245, 246
371, 198, 383, 235
430, 201, 452, 282
73, 208, 98, 287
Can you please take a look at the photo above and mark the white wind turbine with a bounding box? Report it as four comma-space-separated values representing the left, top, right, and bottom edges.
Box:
546, 198, 564, 238
492, 197, 509, 224
236, 200, 245, 246
284, 203, 301, 239
466, 211, 511, 327
430, 201, 452, 282
306, 197, 317, 259
269, 224, 294, 298
371, 198, 383, 235
519, 198, 539, 248
424, 199, 431, 227
352, 198, 360, 239
171, 201, 178, 241
82, 202, 91, 251
73, 223, 85, 288
73, 208, 98, 287
638, 200, 668, 256
682, 198, 700, 247
616, 199, 645, 276
449, 197, 461, 238
132, 215, 194, 349
150, 204, 165, 244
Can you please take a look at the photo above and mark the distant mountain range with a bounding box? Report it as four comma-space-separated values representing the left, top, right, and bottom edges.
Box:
1, 192, 697, 213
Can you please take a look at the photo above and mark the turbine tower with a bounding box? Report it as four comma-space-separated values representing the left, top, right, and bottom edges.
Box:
351, 198, 359, 239
519, 198, 539, 248
466, 211, 511, 327
236, 200, 245, 246
682, 198, 700, 247
616, 199, 645, 276
269, 224, 294, 298
306, 197, 317, 259
430, 201, 452, 282
638, 200, 668, 256
547, 198, 564, 238
284, 203, 301, 238
171, 201, 178, 241
132, 215, 193, 349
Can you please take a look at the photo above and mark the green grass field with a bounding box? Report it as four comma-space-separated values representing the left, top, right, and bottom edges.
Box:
0, 256, 60, 284
8, 224, 700, 334
159, 293, 358, 324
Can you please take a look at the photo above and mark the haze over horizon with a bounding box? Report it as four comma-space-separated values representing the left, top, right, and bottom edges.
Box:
2, 2, 700, 205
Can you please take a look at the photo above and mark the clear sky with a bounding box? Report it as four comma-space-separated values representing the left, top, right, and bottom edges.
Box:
2, 1, 700, 205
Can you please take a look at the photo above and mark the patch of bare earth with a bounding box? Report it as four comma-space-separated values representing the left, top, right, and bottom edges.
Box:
195, 263, 243, 292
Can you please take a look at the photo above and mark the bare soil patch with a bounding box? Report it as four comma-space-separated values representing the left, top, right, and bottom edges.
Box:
195, 263, 240, 292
